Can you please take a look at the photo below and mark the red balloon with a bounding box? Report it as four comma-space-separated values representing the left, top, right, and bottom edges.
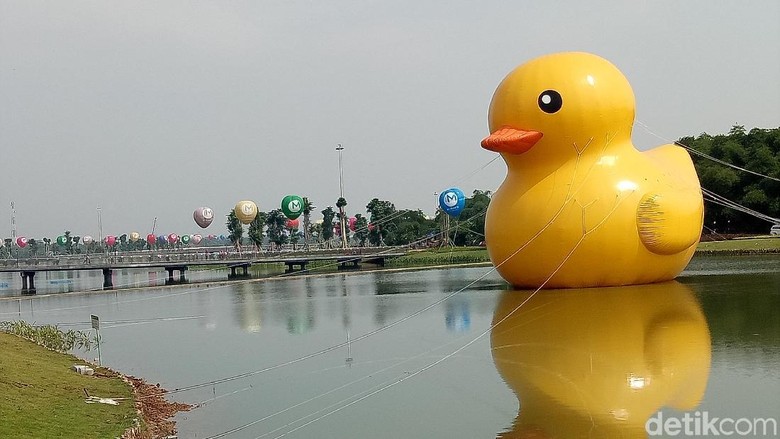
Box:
16, 237, 28, 248
349, 217, 357, 232
147, 234, 156, 244
105, 235, 116, 246
285, 218, 300, 229
167, 233, 179, 244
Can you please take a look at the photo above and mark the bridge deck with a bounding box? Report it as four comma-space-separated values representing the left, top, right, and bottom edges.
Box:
0, 248, 408, 293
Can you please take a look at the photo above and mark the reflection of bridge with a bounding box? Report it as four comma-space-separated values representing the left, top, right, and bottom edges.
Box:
0, 247, 408, 295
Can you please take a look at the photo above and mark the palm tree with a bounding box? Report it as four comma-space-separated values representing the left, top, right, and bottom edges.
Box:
302, 197, 315, 250
336, 197, 348, 248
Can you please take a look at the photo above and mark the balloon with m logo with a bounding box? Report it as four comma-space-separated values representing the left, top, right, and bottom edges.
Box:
439, 188, 466, 217
281, 195, 304, 220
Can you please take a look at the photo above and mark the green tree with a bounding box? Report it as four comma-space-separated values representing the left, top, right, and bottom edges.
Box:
28, 239, 39, 257
64, 230, 73, 254
266, 209, 289, 249
686, 126, 780, 233
321, 206, 335, 246
248, 211, 267, 251
366, 198, 397, 246
336, 197, 348, 248
353, 214, 369, 246
451, 190, 491, 246
3, 238, 12, 258
226, 210, 243, 251
391, 209, 436, 246
302, 197, 315, 249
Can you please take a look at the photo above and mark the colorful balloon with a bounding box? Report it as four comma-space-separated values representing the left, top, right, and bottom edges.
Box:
281, 195, 304, 220
167, 233, 179, 244
105, 235, 116, 246
481, 52, 703, 288
194, 207, 214, 228
129, 231, 140, 242
348, 216, 357, 232
146, 234, 156, 245
234, 200, 258, 224
83, 235, 94, 244
181, 234, 191, 244
438, 188, 466, 217
285, 218, 300, 229
56, 235, 67, 246
157, 235, 166, 245
191, 234, 203, 245
16, 237, 28, 248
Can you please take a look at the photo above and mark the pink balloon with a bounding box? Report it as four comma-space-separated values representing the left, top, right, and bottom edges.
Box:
191, 234, 203, 244
285, 218, 300, 229
193, 207, 214, 228
167, 233, 179, 244
105, 235, 116, 246
348, 217, 357, 232
16, 237, 28, 248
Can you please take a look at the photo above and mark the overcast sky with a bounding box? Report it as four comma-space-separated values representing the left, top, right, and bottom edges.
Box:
1, 0, 778, 239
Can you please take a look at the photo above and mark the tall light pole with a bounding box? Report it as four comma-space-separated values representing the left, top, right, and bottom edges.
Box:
97, 206, 103, 244
10, 201, 16, 239
336, 144, 348, 249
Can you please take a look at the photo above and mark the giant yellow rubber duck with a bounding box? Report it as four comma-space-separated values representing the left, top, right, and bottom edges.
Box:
491, 282, 711, 438
482, 52, 704, 288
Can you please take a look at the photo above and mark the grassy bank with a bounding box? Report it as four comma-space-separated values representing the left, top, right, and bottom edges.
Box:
239, 238, 780, 276
695, 236, 780, 253
0, 331, 137, 438
382, 237, 780, 268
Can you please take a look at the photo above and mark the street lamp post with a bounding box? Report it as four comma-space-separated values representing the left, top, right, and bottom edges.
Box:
97, 206, 103, 252
336, 144, 348, 249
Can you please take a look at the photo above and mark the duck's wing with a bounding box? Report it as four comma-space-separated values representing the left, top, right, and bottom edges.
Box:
637, 144, 704, 255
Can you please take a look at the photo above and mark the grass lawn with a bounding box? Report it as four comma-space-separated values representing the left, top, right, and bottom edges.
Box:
0, 332, 136, 439
696, 236, 780, 252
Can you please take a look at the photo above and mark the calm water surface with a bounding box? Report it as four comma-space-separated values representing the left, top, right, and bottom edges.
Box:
0, 255, 778, 438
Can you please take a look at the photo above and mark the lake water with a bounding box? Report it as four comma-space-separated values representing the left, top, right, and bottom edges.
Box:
0, 255, 778, 438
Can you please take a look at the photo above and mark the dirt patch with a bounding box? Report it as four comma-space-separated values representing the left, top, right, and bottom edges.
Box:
120, 374, 192, 439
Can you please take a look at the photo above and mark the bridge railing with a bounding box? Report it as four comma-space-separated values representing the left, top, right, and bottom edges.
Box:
2, 245, 408, 270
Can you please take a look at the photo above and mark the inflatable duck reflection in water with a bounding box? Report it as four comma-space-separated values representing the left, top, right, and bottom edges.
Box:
482, 52, 703, 288
491, 281, 711, 438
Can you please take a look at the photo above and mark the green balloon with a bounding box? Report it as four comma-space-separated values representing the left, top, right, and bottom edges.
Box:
281, 195, 304, 220
56, 235, 67, 246
181, 234, 191, 244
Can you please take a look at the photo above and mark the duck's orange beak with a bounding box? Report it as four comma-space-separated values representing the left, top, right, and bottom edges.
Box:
481, 126, 543, 154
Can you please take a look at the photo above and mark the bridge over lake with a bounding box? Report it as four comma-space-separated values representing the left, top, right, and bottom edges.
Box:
0, 247, 408, 295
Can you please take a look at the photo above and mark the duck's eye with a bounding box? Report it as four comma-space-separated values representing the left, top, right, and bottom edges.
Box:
538, 90, 562, 114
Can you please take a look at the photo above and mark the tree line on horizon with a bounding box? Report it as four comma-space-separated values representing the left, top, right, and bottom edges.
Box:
224, 191, 491, 251
682, 125, 780, 234
2, 125, 777, 259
